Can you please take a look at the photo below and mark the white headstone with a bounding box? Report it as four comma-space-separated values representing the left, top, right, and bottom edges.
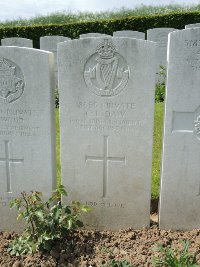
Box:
80, 33, 111, 38
113, 30, 145, 40
1, 38, 33, 48
58, 37, 157, 230
147, 28, 177, 83
185, 23, 200, 29
159, 28, 200, 230
0, 47, 56, 231
40, 36, 70, 86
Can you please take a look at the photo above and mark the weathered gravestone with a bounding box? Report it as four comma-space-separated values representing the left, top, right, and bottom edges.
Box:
0, 47, 56, 231
58, 37, 157, 230
185, 23, 200, 29
1, 38, 33, 48
147, 28, 177, 83
80, 33, 111, 38
113, 30, 145, 40
40, 36, 70, 85
159, 28, 200, 230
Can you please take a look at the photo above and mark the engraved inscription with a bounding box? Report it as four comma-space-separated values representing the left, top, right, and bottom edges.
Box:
0, 58, 25, 103
172, 107, 200, 197
86, 201, 125, 208
185, 39, 200, 47
194, 115, 200, 139
69, 100, 141, 133
70, 118, 142, 132
84, 39, 129, 97
85, 135, 125, 198
77, 101, 136, 110
186, 57, 200, 71
0, 108, 42, 137
0, 140, 24, 193
184, 40, 200, 70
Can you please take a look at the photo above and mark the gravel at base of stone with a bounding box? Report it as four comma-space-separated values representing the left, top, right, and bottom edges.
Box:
1, 219, 200, 267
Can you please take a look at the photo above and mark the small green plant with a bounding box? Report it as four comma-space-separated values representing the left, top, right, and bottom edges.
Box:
8, 184, 91, 256
152, 241, 200, 267
100, 259, 133, 267
155, 83, 165, 102
55, 87, 59, 108
100, 247, 133, 267
155, 65, 166, 103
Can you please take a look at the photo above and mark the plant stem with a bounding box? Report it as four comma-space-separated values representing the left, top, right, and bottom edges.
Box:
22, 192, 35, 235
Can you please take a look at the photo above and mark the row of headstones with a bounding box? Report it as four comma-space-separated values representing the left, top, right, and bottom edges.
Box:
1, 31, 165, 85
0, 26, 200, 232
0, 23, 197, 84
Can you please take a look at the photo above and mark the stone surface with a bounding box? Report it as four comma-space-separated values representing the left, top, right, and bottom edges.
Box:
185, 23, 200, 29
79, 33, 111, 38
147, 28, 177, 82
113, 30, 145, 40
159, 28, 200, 230
58, 37, 157, 230
40, 36, 70, 51
1, 38, 33, 48
0, 47, 56, 231
40, 35, 70, 86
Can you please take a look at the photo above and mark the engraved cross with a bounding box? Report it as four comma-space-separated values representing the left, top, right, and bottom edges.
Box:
172, 105, 200, 195
0, 140, 24, 193
172, 105, 200, 140
85, 135, 126, 198
172, 110, 197, 136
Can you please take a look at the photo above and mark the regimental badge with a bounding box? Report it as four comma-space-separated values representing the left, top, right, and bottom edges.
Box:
0, 58, 25, 103
194, 115, 200, 139
84, 39, 129, 97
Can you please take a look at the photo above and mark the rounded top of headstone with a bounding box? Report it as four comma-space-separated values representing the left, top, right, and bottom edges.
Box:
147, 27, 177, 32
40, 35, 70, 40
113, 30, 145, 39
147, 28, 178, 44
79, 33, 111, 38
1, 37, 33, 48
169, 27, 200, 38
2, 37, 32, 41
40, 36, 71, 50
185, 23, 200, 29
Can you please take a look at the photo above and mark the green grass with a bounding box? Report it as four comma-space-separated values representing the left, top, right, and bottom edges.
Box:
56, 102, 164, 199
152, 102, 164, 199
0, 4, 200, 26
152, 241, 199, 267
56, 109, 61, 185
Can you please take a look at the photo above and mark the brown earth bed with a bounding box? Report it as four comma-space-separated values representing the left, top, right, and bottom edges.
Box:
1, 215, 200, 267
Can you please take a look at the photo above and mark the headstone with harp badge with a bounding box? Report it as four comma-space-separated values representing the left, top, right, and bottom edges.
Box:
58, 37, 157, 230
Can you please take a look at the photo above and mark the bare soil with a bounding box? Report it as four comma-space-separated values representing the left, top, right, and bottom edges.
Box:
1, 216, 200, 267
1, 201, 200, 267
